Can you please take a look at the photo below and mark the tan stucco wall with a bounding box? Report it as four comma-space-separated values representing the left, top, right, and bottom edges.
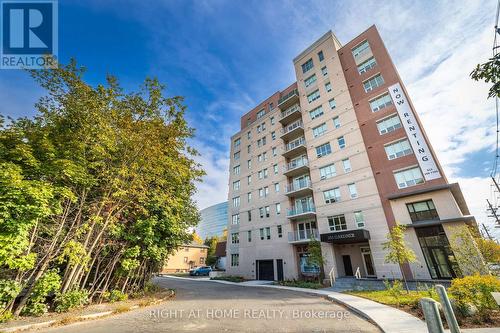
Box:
162, 245, 208, 273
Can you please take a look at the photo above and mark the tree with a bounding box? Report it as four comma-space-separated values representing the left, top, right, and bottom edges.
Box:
449, 226, 489, 276
192, 232, 204, 245
204, 236, 218, 267
307, 238, 324, 284
382, 224, 417, 293
476, 237, 500, 264
0, 59, 204, 317
471, 52, 500, 98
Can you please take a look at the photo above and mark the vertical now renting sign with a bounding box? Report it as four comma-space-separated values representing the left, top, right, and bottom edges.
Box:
388, 83, 441, 181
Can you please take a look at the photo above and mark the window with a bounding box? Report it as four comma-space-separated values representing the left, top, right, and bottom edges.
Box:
363, 74, 384, 92
247, 230, 252, 242
385, 139, 413, 160
264, 186, 269, 196
312, 123, 327, 138
263, 169, 268, 178
407, 200, 439, 222
337, 136, 346, 149
324, 188, 341, 203
320, 163, 336, 179
269, 103, 274, 111
271, 131, 276, 140
342, 158, 352, 173
370, 93, 393, 112
329, 98, 336, 109
304, 74, 317, 87
258, 154, 263, 162
274, 183, 279, 192
266, 227, 271, 239
262, 122, 266, 131
199, 257, 205, 265
377, 114, 402, 134
233, 151, 240, 160
231, 232, 239, 244
276, 203, 281, 215
247, 145, 251, 153
232, 180, 240, 191
352, 40, 371, 59
328, 214, 347, 231
271, 116, 275, 125
184, 257, 188, 263
260, 228, 264, 240
247, 131, 251, 139
354, 211, 365, 228
332, 116, 340, 128
274, 164, 278, 174
257, 139, 262, 147
272, 147, 277, 156
247, 175, 252, 184
231, 254, 239, 266
259, 188, 264, 197
301, 58, 314, 73
309, 105, 324, 119
265, 206, 270, 218
259, 207, 264, 218
232, 214, 240, 225
358, 57, 377, 74
325, 82, 332, 92
234, 138, 241, 148
307, 90, 320, 103
247, 210, 252, 221
348, 183, 358, 198
247, 192, 252, 202
247, 159, 252, 168
394, 167, 424, 189
277, 225, 283, 238
321, 66, 328, 76
262, 136, 267, 145
258, 170, 263, 179
257, 125, 261, 133
316, 142, 332, 157
232, 196, 240, 208
233, 165, 240, 175
257, 109, 265, 119
318, 51, 324, 61
263, 152, 268, 160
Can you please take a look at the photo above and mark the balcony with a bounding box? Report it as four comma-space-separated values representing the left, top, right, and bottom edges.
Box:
280, 120, 304, 141
287, 204, 316, 219
288, 229, 319, 244
282, 136, 307, 158
278, 88, 300, 110
283, 158, 309, 177
285, 180, 313, 197
279, 104, 301, 124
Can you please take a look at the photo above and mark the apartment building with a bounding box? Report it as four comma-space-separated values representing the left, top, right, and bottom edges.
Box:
226, 25, 479, 282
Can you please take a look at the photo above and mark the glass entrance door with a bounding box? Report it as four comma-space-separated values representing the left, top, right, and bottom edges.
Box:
360, 247, 376, 277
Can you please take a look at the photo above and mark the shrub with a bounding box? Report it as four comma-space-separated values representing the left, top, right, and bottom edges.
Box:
276, 280, 323, 289
0, 310, 13, 323
103, 290, 128, 303
22, 269, 61, 316
0, 280, 22, 309
54, 289, 89, 313
210, 275, 245, 283
448, 274, 500, 320
384, 280, 403, 306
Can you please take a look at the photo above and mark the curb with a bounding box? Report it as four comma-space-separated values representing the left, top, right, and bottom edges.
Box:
0, 289, 175, 333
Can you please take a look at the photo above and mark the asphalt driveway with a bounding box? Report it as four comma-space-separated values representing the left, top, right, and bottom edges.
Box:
38, 276, 380, 333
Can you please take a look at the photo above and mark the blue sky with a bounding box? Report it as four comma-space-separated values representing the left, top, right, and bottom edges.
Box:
1, 0, 498, 236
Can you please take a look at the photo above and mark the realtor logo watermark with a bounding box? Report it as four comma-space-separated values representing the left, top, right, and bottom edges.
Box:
1, 0, 58, 69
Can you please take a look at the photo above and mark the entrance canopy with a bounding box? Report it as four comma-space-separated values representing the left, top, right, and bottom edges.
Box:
320, 229, 370, 244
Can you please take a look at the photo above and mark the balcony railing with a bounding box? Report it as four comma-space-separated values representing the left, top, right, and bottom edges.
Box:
280, 104, 300, 119
278, 88, 299, 106
281, 120, 303, 135
285, 137, 306, 152
284, 158, 308, 173
285, 179, 312, 193
287, 204, 316, 217
288, 229, 319, 243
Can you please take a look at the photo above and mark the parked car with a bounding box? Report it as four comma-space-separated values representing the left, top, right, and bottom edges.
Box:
189, 266, 212, 276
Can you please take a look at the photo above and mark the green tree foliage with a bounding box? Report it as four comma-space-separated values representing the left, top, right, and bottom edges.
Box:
0, 60, 204, 317
382, 224, 417, 292
204, 236, 218, 267
471, 52, 500, 98
307, 238, 324, 283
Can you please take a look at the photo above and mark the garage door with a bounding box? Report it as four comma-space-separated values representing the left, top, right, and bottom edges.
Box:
257, 260, 274, 280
